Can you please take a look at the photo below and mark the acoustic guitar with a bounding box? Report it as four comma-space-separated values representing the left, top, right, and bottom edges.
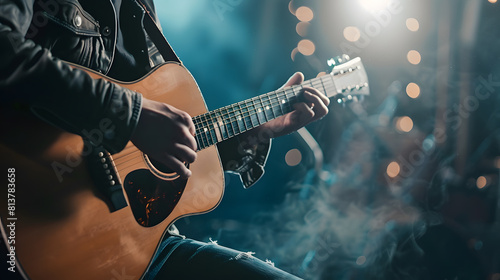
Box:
0, 56, 369, 280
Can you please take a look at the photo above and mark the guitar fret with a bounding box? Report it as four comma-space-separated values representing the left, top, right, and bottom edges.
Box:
278, 90, 287, 115
251, 98, 259, 126
228, 105, 239, 135
261, 95, 270, 121
232, 106, 240, 135
258, 95, 268, 123
209, 111, 221, 142
224, 108, 234, 138
198, 116, 209, 149
244, 100, 253, 129
319, 77, 326, 95
218, 110, 229, 140
199, 115, 207, 146
212, 111, 225, 142
251, 98, 261, 126
230, 107, 237, 137
267, 94, 276, 119
206, 114, 216, 146
234, 102, 246, 133
193, 118, 201, 149
251, 99, 258, 127
195, 119, 206, 150
269, 91, 280, 117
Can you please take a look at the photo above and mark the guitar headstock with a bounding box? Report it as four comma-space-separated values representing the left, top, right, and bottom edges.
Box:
327, 55, 369, 104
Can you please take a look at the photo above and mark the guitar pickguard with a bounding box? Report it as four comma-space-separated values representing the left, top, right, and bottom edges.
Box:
123, 169, 187, 227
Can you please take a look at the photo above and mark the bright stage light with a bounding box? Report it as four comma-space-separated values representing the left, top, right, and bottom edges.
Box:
358, 0, 390, 11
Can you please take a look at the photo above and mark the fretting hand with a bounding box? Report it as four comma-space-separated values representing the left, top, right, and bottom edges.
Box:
252, 72, 330, 139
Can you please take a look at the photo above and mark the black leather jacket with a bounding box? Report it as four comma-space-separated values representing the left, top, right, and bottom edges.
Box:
0, 0, 269, 188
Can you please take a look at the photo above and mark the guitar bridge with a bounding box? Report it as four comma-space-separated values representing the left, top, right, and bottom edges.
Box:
86, 146, 128, 212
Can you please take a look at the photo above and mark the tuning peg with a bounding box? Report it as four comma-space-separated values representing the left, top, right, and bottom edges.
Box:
327, 58, 337, 67
327, 56, 344, 67
342, 54, 350, 61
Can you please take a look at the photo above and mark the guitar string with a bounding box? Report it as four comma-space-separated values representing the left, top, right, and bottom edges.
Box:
113, 69, 358, 164
112, 80, 339, 164
113, 79, 336, 160
192, 73, 336, 125
112, 83, 339, 167
192, 76, 335, 135
190, 67, 364, 138
115, 74, 337, 155
194, 87, 300, 137
113, 87, 305, 159
193, 78, 338, 146
112, 96, 302, 167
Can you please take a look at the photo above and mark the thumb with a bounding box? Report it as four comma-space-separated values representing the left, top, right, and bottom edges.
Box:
281, 72, 304, 88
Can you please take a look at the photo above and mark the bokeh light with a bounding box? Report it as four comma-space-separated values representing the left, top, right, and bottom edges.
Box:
396, 116, 414, 132
406, 82, 421, 98
296, 6, 314, 22
406, 18, 420, 32
288, 0, 297, 15
356, 256, 367, 265
285, 149, 302, 166
296, 22, 310, 37
297, 39, 316, 56
343, 26, 361, 42
407, 50, 422, 65
488, 0, 497, 3
291, 47, 299, 61
387, 161, 401, 178
476, 176, 488, 189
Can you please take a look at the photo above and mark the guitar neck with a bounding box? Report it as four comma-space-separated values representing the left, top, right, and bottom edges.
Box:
193, 74, 337, 150
193, 56, 369, 150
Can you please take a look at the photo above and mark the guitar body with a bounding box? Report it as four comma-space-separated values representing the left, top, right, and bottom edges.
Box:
0, 62, 224, 280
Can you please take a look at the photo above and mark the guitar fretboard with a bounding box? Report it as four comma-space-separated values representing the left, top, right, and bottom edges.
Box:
192, 74, 337, 150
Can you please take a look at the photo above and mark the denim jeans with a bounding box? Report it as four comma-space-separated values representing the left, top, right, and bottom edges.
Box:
144, 235, 302, 280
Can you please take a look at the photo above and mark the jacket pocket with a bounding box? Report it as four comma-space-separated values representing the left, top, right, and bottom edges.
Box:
29, 0, 105, 68
42, 0, 100, 36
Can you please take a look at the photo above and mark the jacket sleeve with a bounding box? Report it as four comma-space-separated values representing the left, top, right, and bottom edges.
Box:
0, 0, 142, 154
